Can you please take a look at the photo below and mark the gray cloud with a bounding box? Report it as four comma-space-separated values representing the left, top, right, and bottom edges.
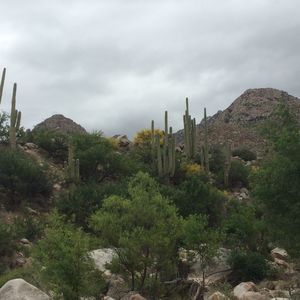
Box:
1, 0, 300, 137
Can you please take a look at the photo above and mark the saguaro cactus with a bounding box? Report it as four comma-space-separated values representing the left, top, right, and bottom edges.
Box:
9, 83, 21, 149
0, 68, 6, 107
183, 97, 197, 160
155, 111, 176, 180
65, 140, 80, 183
224, 143, 231, 188
203, 107, 209, 173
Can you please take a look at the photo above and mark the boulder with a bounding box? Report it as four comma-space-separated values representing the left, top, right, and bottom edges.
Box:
271, 248, 288, 261
89, 248, 116, 275
233, 282, 268, 300
208, 291, 228, 300
0, 278, 50, 300
120, 291, 147, 300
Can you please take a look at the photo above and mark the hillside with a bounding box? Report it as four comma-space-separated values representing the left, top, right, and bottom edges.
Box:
176, 88, 300, 157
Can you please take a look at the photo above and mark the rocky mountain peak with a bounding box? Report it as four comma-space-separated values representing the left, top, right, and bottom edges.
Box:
33, 114, 87, 134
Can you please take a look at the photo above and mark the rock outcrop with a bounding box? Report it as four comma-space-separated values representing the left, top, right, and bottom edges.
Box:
33, 114, 87, 134
0, 278, 50, 300
176, 88, 300, 157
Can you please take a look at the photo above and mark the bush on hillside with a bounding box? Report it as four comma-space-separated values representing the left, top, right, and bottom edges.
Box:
57, 180, 128, 228
228, 251, 268, 282
0, 149, 51, 204
173, 175, 226, 226
232, 148, 257, 161
72, 133, 141, 182
32, 129, 68, 163
228, 160, 250, 187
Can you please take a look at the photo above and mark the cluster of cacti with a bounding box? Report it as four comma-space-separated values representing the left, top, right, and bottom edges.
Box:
1, 67, 22, 149
151, 111, 176, 180
183, 97, 197, 160
223, 143, 231, 188
65, 140, 80, 183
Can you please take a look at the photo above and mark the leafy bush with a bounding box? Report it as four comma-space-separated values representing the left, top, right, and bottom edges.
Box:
0, 221, 16, 274
12, 214, 45, 242
228, 251, 268, 282
32, 129, 68, 163
209, 144, 227, 174
0, 149, 51, 204
228, 160, 250, 187
57, 180, 128, 228
72, 133, 140, 182
232, 148, 257, 161
33, 211, 105, 300
90, 172, 182, 293
174, 175, 226, 226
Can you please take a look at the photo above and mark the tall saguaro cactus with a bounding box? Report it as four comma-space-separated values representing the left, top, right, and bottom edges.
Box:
155, 111, 176, 180
203, 107, 210, 174
183, 97, 197, 160
9, 83, 21, 149
65, 140, 80, 183
0, 68, 6, 107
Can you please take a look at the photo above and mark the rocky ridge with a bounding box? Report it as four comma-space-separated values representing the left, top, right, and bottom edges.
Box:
176, 88, 300, 157
33, 114, 87, 135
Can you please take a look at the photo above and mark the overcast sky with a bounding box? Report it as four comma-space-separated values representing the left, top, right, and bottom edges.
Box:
1, 0, 300, 137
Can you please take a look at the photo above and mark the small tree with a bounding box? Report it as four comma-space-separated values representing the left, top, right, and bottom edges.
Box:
90, 172, 182, 293
33, 211, 105, 300
183, 215, 221, 300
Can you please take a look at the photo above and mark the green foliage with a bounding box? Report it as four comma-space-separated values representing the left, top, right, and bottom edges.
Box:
182, 214, 221, 290
72, 132, 139, 182
232, 148, 257, 161
0, 221, 16, 274
253, 102, 300, 256
173, 175, 226, 226
57, 180, 128, 228
228, 160, 249, 187
32, 129, 68, 163
0, 149, 51, 204
209, 144, 226, 174
0, 112, 9, 143
12, 213, 45, 242
228, 251, 268, 282
33, 211, 105, 300
90, 172, 182, 292
223, 201, 266, 252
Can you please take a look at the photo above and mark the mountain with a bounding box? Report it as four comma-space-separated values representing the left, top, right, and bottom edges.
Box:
33, 114, 87, 135
176, 88, 300, 157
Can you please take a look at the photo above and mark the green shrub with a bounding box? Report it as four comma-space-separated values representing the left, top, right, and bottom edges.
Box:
228, 160, 249, 187
209, 145, 226, 174
33, 211, 106, 300
0, 221, 16, 274
12, 214, 45, 242
173, 175, 226, 226
57, 180, 128, 228
32, 129, 68, 163
228, 251, 268, 282
0, 149, 51, 204
232, 148, 257, 161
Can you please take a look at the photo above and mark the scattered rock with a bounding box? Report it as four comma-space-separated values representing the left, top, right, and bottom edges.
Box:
90, 248, 116, 276
103, 297, 116, 300
24, 142, 38, 150
233, 282, 267, 300
271, 248, 288, 261
106, 276, 129, 299
0, 278, 50, 300
207, 291, 228, 300
112, 135, 132, 149
20, 238, 30, 245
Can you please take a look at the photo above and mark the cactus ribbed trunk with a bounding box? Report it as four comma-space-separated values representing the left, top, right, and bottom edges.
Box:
204, 108, 209, 174
9, 83, 19, 149
0, 68, 6, 106
183, 97, 197, 160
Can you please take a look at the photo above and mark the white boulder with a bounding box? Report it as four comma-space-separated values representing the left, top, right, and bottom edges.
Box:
0, 278, 50, 300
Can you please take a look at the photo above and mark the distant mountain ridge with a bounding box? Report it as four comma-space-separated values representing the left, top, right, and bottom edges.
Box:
33, 114, 87, 135
176, 88, 300, 157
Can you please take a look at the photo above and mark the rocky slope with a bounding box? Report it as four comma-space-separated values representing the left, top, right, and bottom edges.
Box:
176, 88, 300, 157
33, 114, 87, 135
